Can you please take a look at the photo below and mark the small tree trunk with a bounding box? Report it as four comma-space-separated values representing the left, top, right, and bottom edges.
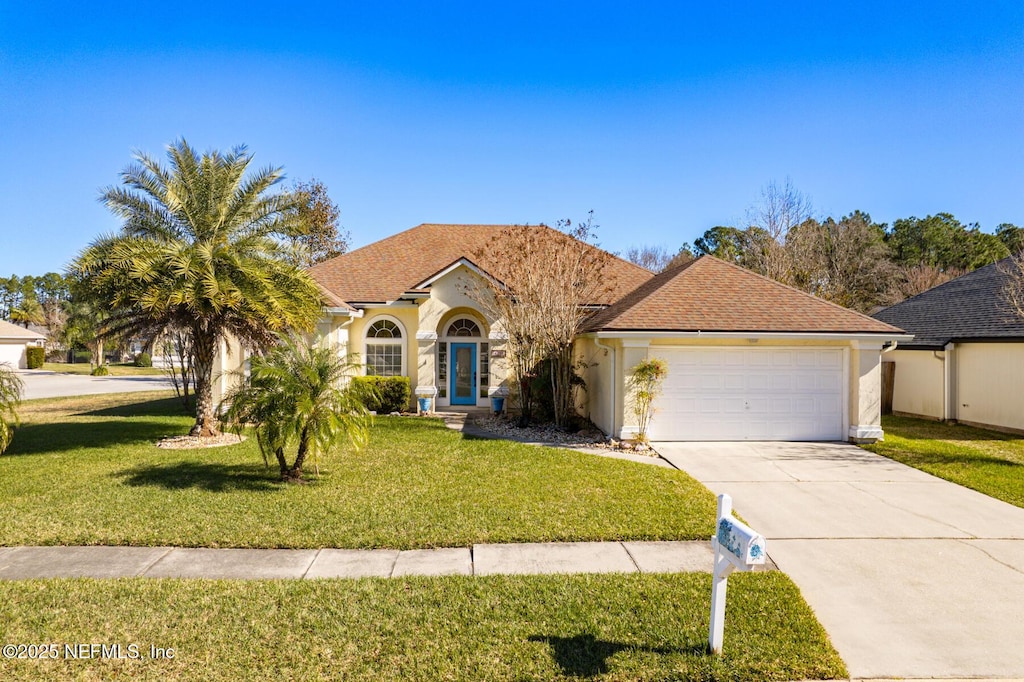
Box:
189, 333, 219, 437
275, 447, 289, 479
286, 426, 311, 481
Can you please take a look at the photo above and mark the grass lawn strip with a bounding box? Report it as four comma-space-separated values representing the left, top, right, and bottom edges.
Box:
0, 573, 847, 681
0, 392, 716, 548
40, 362, 165, 376
866, 415, 1024, 508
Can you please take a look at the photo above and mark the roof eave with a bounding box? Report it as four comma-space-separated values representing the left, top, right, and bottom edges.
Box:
581, 330, 914, 343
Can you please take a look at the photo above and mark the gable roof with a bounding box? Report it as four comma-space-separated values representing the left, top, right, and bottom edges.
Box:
0, 319, 45, 340
872, 258, 1024, 349
583, 255, 904, 335
308, 223, 654, 306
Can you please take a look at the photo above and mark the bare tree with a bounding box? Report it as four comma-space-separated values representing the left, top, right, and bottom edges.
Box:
887, 263, 966, 303
466, 215, 615, 427
625, 244, 695, 272
785, 212, 895, 312
1002, 250, 1024, 320
745, 178, 813, 282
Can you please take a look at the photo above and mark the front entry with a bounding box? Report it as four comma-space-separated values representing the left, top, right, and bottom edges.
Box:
450, 343, 477, 405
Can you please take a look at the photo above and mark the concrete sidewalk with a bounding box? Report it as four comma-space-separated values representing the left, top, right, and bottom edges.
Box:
0, 540, 759, 580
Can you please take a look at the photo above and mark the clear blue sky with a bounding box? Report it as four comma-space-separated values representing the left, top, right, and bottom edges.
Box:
1, 1, 1022, 275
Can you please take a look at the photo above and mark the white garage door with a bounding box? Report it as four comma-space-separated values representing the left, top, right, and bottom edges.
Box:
0, 342, 25, 370
648, 347, 845, 441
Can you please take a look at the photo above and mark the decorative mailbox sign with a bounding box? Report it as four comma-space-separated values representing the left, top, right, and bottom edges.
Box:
709, 493, 766, 655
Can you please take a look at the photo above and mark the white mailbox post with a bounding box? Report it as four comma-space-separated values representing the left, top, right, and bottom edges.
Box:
709, 493, 766, 655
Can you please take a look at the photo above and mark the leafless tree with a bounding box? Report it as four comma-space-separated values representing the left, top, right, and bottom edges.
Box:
886, 263, 966, 304
786, 213, 895, 312
1002, 250, 1024, 320
745, 178, 813, 283
466, 215, 615, 427
625, 244, 695, 273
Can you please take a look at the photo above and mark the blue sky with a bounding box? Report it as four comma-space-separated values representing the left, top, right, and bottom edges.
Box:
1, 1, 1022, 275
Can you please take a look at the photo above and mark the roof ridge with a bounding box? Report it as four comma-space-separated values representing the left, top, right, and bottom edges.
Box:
876, 257, 1012, 313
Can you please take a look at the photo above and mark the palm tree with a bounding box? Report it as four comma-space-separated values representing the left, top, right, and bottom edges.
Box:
73, 140, 323, 436
0, 365, 24, 454
221, 334, 371, 481
10, 297, 44, 329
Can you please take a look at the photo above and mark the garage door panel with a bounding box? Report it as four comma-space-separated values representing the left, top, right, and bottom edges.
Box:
649, 347, 845, 441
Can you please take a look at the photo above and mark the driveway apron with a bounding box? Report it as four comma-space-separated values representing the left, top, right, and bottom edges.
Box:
654, 440, 1024, 680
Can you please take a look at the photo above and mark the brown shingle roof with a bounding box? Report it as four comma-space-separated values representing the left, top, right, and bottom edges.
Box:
583, 255, 905, 334
309, 223, 653, 306
0, 319, 46, 340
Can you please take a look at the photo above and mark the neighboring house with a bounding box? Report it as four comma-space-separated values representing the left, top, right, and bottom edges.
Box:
872, 259, 1024, 433
0, 319, 46, 369
215, 223, 907, 442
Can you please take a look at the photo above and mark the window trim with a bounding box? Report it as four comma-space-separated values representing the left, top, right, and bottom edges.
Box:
364, 315, 407, 377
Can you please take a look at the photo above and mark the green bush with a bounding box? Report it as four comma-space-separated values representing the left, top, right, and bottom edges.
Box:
25, 346, 45, 369
134, 352, 152, 367
350, 376, 411, 413
90, 365, 110, 376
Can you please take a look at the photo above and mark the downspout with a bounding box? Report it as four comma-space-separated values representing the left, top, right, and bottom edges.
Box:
593, 337, 616, 438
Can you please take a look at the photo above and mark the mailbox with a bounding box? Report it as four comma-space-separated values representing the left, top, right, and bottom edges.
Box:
708, 493, 767, 655
714, 516, 766, 569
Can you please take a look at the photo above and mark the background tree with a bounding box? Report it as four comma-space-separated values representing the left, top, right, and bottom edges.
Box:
786, 211, 895, 312
996, 223, 1024, 254
624, 244, 695, 273
693, 226, 750, 265
744, 178, 813, 282
73, 140, 324, 436
885, 213, 1008, 271
290, 178, 349, 267
0, 365, 23, 454
222, 334, 370, 481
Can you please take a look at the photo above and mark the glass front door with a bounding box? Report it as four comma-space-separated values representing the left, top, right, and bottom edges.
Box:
451, 343, 476, 405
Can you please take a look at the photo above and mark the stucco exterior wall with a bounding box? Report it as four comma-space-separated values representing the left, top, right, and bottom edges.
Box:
889, 349, 945, 420
575, 337, 614, 435
956, 342, 1024, 432
849, 342, 882, 441
211, 335, 244, 410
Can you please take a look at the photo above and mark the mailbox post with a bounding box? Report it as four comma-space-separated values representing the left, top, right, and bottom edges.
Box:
709, 493, 766, 655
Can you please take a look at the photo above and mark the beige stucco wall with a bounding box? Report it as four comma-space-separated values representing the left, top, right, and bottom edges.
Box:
889, 348, 945, 420
956, 342, 1024, 432
211, 335, 244, 410
575, 337, 615, 435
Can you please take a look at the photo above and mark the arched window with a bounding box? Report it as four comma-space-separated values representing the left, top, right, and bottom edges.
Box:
365, 317, 405, 376
446, 318, 481, 337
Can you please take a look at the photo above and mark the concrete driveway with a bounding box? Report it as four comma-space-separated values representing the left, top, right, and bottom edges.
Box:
15, 370, 171, 400
655, 441, 1024, 680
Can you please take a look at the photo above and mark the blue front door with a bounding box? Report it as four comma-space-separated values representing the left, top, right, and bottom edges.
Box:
450, 343, 476, 405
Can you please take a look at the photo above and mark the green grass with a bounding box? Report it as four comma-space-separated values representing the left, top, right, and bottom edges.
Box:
41, 362, 165, 376
0, 573, 846, 681
866, 415, 1024, 508
0, 392, 716, 548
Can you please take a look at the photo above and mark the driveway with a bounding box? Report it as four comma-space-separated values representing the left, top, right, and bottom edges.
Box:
15, 370, 172, 400
655, 441, 1024, 680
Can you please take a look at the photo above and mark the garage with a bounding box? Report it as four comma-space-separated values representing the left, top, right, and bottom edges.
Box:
648, 347, 846, 441
0, 320, 46, 370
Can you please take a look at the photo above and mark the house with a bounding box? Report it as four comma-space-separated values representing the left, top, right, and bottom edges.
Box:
0, 319, 46, 369
872, 258, 1024, 433
216, 223, 908, 442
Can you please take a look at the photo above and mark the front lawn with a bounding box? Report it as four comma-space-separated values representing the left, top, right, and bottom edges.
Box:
866, 415, 1024, 508
0, 392, 716, 548
0, 573, 847, 681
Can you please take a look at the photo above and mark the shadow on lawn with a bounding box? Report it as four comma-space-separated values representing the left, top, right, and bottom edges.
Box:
77, 395, 193, 418
117, 461, 282, 492
5, 420, 182, 456
528, 633, 693, 677
882, 416, 1024, 444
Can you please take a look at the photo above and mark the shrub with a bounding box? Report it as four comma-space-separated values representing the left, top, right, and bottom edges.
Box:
350, 376, 411, 413
25, 347, 45, 369
628, 357, 668, 444
134, 352, 152, 367
90, 365, 110, 376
